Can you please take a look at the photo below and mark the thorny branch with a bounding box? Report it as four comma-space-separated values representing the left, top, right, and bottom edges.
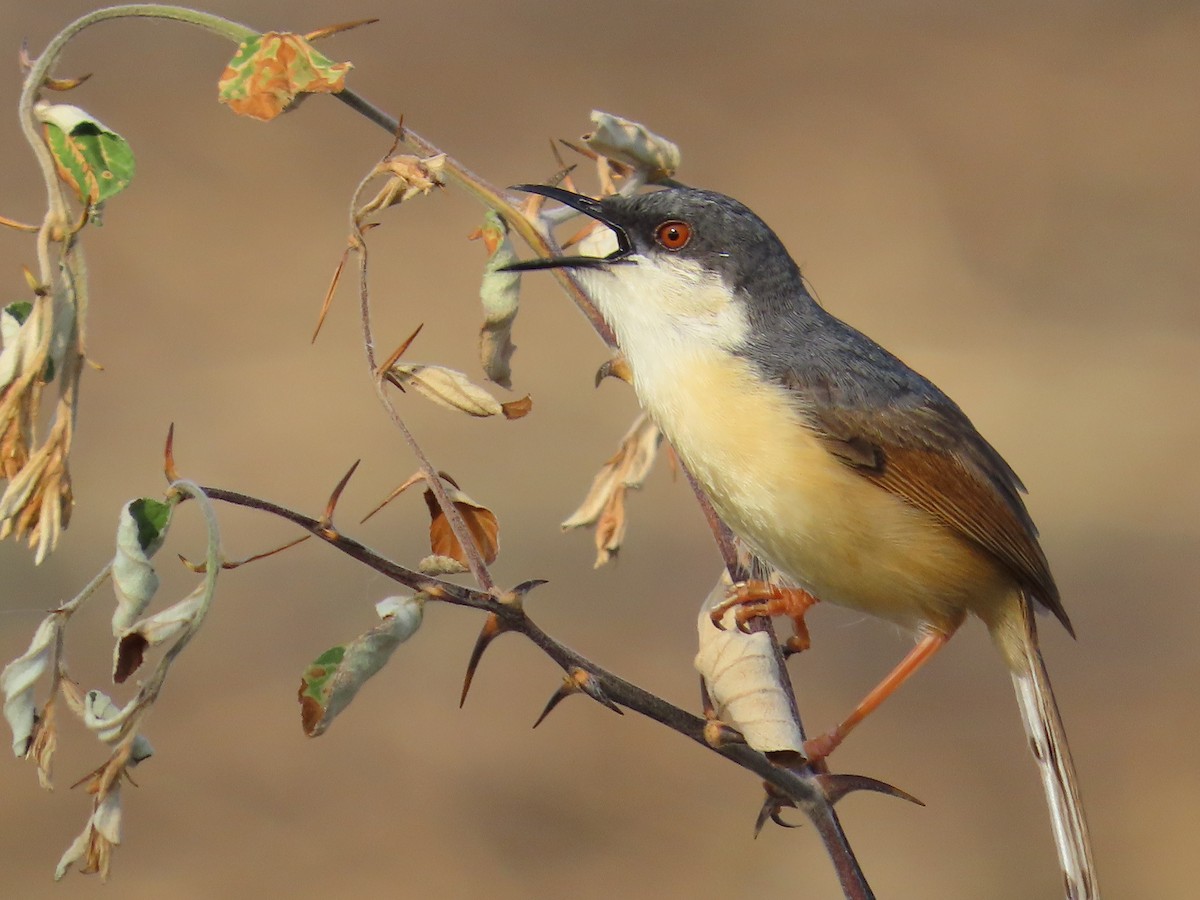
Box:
197, 480, 910, 888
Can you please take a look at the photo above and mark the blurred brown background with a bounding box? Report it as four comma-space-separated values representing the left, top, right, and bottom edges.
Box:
2, 2, 1197, 897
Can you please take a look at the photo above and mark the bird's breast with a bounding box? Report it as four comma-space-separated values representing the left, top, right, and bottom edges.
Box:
630, 346, 1007, 633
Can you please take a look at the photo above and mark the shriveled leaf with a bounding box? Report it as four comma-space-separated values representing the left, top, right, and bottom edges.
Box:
357, 154, 446, 220
218, 32, 352, 122
82, 691, 127, 746
37, 103, 135, 204
501, 395, 532, 420
417, 554, 469, 576
1, 612, 60, 756
389, 364, 503, 417
423, 477, 499, 566
694, 573, 805, 753
55, 787, 122, 881
562, 414, 662, 566
583, 110, 680, 180
112, 584, 204, 683
472, 211, 521, 388
298, 594, 425, 737
27, 693, 57, 789
0, 300, 38, 388
111, 498, 173, 635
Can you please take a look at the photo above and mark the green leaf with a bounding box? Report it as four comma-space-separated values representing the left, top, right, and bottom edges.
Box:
39, 104, 135, 204
126, 498, 171, 552
3, 301, 32, 326
298, 596, 424, 737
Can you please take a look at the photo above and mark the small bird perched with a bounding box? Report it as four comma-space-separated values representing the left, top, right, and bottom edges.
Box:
505, 183, 1097, 899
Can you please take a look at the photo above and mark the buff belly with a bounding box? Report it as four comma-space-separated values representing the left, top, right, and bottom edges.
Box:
636, 349, 1012, 635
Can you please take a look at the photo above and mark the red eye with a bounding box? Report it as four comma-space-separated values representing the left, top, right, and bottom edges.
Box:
655, 220, 692, 251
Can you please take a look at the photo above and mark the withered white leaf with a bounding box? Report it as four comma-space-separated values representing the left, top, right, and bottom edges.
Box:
55, 786, 123, 881
389, 363, 504, 417
474, 210, 521, 388
583, 111, 680, 180
112, 583, 205, 683
1, 612, 60, 756
110, 498, 173, 636
694, 572, 805, 754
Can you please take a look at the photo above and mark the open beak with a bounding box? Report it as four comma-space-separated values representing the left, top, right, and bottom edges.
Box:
500, 184, 633, 271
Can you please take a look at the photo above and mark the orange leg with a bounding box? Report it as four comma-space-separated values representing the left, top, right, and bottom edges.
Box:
804, 630, 952, 763
709, 580, 820, 655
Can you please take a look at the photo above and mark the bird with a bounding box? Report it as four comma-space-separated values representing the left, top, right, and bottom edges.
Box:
504, 183, 1097, 899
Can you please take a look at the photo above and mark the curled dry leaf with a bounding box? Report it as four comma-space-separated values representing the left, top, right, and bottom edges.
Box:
1, 612, 61, 756
694, 573, 805, 754
562, 413, 662, 567
501, 395, 533, 420
417, 554, 469, 576
112, 584, 206, 684
471, 210, 521, 388
423, 475, 500, 567
218, 31, 353, 122
357, 154, 446, 221
110, 499, 172, 635
387, 363, 503, 418
55, 786, 122, 881
583, 111, 680, 181
298, 594, 425, 737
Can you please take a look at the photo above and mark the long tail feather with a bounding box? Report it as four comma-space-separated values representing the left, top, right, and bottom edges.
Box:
1010, 601, 1099, 899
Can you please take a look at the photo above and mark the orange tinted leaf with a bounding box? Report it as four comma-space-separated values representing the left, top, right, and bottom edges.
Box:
501, 395, 532, 420
422, 477, 499, 566
218, 32, 353, 122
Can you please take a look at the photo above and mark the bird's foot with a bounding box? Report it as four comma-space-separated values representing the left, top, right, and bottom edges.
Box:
801, 728, 845, 765
709, 580, 819, 656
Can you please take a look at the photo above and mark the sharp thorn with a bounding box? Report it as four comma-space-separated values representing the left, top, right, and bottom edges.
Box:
532, 679, 578, 728
163, 423, 179, 483
460, 614, 508, 707
814, 772, 924, 807
322, 459, 361, 524
753, 790, 799, 837
500, 578, 548, 608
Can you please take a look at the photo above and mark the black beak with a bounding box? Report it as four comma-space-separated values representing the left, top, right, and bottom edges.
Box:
500, 184, 633, 272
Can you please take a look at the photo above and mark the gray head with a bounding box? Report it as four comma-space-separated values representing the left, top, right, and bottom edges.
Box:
504, 183, 967, 421
505, 184, 807, 307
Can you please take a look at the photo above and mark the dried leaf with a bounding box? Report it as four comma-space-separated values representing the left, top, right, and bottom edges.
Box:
388, 363, 503, 417
357, 154, 445, 220
110, 498, 173, 635
583, 111, 680, 180
472, 210, 521, 388
694, 573, 805, 753
501, 395, 532, 420
562, 414, 662, 566
298, 594, 425, 736
112, 584, 205, 684
37, 103, 135, 204
218, 32, 353, 121
1, 612, 60, 756
424, 477, 499, 566
55, 786, 122, 880
27, 693, 58, 789
417, 554, 469, 576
